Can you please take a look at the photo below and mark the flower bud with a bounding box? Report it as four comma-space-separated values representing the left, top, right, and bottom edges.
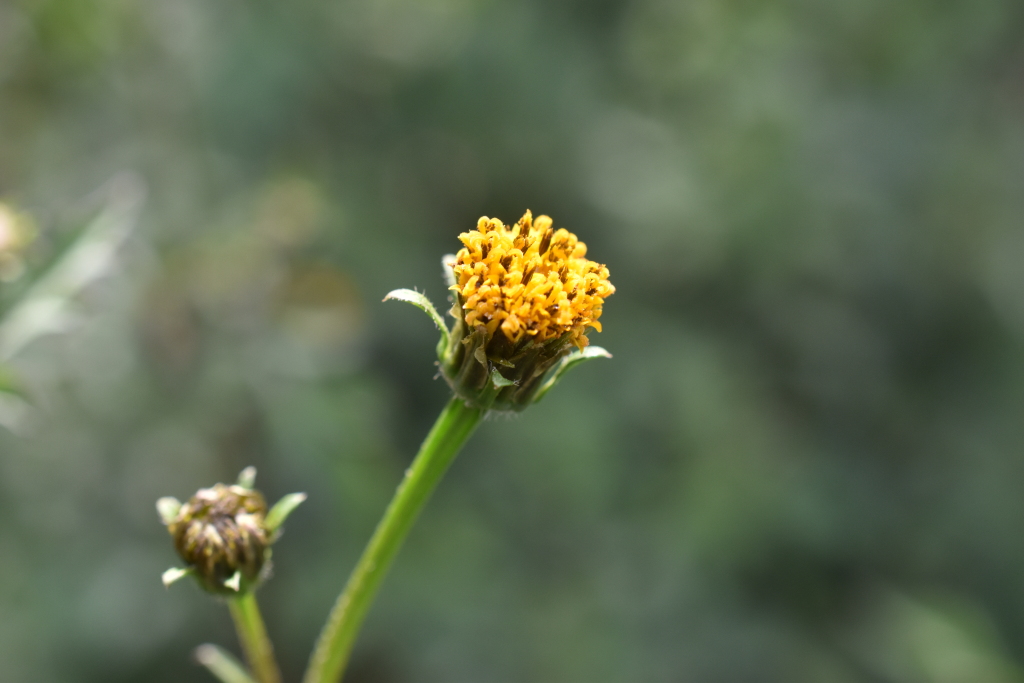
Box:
159, 469, 305, 595
163, 477, 271, 594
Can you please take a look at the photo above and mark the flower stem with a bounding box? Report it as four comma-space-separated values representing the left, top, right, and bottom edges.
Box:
228, 592, 282, 683
303, 396, 484, 683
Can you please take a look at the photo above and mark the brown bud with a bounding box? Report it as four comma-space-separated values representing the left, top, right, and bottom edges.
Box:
165, 483, 271, 594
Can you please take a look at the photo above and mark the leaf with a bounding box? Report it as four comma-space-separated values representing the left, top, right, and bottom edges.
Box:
384, 288, 450, 358
532, 346, 612, 404
0, 362, 34, 436
265, 492, 307, 533
0, 391, 33, 435
195, 644, 257, 683
0, 364, 28, 399
0, 173, 145, 360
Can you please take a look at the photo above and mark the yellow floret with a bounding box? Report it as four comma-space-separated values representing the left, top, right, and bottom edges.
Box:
451, 211, 614, 348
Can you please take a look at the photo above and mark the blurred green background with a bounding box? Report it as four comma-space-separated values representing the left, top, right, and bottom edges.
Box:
2, 0, 1024, 681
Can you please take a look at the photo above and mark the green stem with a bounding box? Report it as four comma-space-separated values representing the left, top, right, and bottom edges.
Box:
228, 592, 282, 683
303, 395, 484, 683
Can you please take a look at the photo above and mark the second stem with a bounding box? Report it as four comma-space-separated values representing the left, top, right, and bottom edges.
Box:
228, 592, 281, 683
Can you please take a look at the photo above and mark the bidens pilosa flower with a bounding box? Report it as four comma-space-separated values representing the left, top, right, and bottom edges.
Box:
386, 211, 614, 411
158, 468, 305, 595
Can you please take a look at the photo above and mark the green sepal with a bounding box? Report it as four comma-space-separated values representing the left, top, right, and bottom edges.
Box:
195, 644, 257, 683
162, 566, 193, 587
532, 346, 612, 404
265, 492, 307, 535
224, 570, 242, 592
384, 289, 450, 358
156, 497, 182, 525
236, 466, 257, 489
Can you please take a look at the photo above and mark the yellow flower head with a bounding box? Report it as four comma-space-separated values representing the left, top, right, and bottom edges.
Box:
384, 210, 614, 410
451, 211, 614, 349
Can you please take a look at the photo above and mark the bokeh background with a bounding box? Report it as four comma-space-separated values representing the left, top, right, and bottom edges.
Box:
2, 0, 1024, 681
